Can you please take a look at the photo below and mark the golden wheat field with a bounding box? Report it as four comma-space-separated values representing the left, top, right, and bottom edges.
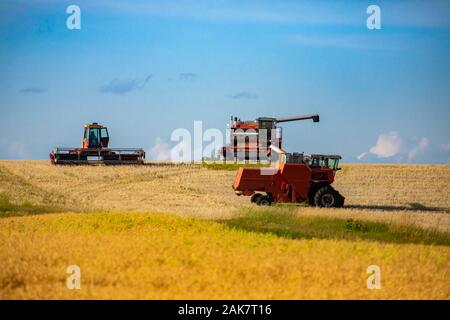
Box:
0, 160, 449, 299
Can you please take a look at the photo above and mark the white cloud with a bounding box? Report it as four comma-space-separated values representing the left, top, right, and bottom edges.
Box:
440, 143, 450, 151
8, 142, 28, 159
228, 91, 258, 99
148, 137, 171, 161
408, 137, 429, 161
19, 86, 46, 94
358, 133, 435, 162
99, 75, 152, 95
368, 131, 403, 158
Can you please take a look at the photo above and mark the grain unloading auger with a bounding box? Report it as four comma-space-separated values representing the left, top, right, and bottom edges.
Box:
50, 123, 145, 165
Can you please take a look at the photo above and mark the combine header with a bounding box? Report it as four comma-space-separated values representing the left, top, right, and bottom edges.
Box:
50, 123, 145, 165
221, 114, 319, 161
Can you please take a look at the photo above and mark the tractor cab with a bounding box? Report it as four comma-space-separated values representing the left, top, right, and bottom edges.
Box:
275, 147, 341, 173
307, 154, 341, 173
82, 123, 109, 149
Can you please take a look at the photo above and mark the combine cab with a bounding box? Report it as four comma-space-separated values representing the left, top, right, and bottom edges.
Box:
232, 146, 344, 207
50, 123, 145, 165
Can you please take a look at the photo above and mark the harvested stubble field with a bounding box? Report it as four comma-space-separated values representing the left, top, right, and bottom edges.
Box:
0, 160, 449, 299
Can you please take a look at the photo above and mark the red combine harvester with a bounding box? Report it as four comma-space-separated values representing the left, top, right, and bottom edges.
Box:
221, 114, 319, 161
49, 123, 145, 165
232, 145, 344, 207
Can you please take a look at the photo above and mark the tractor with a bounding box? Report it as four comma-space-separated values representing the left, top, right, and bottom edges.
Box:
49, 123, 145, 165
232, 145, 345, 207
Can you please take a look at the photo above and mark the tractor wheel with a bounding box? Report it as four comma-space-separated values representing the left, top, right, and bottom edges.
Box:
257, 196, 272, 206
334, 191, 345, 208
308, 185, 323, 206
314, 187, 340, 208
251, 193, 263, 203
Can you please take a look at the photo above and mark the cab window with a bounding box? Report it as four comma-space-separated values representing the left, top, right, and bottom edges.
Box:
327, 158, 340, 171
100, 128, 108, 139
88, 128, 100, 147
311, 157, 322, 167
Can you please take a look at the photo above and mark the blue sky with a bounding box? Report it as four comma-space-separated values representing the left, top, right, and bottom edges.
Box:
0, 0, 449, 162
